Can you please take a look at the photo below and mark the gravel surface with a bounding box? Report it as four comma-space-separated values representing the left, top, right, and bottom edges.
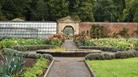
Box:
61, 40, 78, 49
47, 57, 92, 77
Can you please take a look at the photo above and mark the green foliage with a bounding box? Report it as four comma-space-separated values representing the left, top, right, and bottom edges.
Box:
90, 25, 107, 38
0, 51, 24, 77
85, 51, 138, 60
0, 0, 137, 22
123, 0, 138, 22
23, 58, 48, 77
79, 38, 138, 50
45, 39, 63, 47
0, 38, 63, 49
0, 38, 46, 49
93, 0, 121, 22
36, 0, 48, 21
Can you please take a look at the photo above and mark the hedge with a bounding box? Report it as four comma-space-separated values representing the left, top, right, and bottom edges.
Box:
85, 50, 138, 60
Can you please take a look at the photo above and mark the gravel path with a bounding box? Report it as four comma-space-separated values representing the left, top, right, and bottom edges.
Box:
47, 57, 92, 77
61, 40, 78, 49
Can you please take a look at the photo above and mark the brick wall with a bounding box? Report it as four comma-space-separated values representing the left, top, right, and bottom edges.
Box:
79, 22, 138, 37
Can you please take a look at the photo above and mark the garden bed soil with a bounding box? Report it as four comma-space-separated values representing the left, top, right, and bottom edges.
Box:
24, 58, 51, 77
24, 58, 36, 67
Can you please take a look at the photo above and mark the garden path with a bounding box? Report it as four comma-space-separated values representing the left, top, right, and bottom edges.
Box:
61, 40, 78, 49
46, 57, 92, 77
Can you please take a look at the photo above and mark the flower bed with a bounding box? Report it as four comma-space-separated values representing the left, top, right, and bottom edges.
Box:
0, 38, 64, 50
0, 48, 53, 77
76, 38, 138, 51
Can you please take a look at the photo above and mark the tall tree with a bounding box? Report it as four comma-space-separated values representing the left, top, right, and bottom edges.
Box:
123, 0, 138, 22
113, 0, 126, 21
1, 0, 16, 19
46, 0, 69, 21
0, 2, 3, 20
68, 0, 80, 16
78, 0, 95, 21
93, 0, 117, 22
36, 0, 48, 21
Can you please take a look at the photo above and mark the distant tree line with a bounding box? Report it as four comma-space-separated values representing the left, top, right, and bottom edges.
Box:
0, 0, 138, 22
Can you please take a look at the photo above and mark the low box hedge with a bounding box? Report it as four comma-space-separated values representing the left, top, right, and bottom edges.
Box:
85, 51, 138, 60
2, 48, 53, 61
115, 50, 138, 59
12, 45, 55, 51
79, 46, 120, 52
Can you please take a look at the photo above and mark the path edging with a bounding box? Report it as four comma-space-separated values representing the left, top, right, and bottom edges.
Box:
84, 61, 96, 77
43, 58, 55, 77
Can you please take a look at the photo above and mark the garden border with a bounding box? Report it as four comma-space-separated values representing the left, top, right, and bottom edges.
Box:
37, 51, 101, 57
43, 58, 55, 77
84, 60, 96, 77
78, 46, 121, 52
12, 45, 55, 51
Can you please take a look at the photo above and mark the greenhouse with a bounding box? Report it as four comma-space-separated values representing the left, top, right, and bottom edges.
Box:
0, 22, 57, 38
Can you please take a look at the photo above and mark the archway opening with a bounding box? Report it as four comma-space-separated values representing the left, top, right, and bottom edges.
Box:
63, 26, 74, 37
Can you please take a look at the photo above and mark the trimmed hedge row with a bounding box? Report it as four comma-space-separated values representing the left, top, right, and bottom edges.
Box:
2, 48, 53, 61
79, 46, 121, 52
85, 50, 138, 60
12, 45, 55, 51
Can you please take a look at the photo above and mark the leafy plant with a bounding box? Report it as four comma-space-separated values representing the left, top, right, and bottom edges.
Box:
0, 38, 63, 49
0, 51, 24, 77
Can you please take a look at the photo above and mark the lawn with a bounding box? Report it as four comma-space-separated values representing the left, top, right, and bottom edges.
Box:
86, 58, 138, 77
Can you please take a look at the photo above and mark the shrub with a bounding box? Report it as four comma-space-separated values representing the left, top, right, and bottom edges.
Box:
12, 45, 55, 51
115, 51, 138, 59
45, 39, 63, 47
85, 51, 138, 60
49, 34, 65, 42
2, 48, 53, 60
85, 53, 115, 60
23, 53, 53, 61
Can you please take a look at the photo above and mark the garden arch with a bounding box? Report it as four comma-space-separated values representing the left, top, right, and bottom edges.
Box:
63, 26, 74, 36
57, 16, 80, 35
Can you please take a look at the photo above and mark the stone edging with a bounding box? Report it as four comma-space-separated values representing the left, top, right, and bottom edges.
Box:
84, 61, 96, 77
43, 58, 55, 77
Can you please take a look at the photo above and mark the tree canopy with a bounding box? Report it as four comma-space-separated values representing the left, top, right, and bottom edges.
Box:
0, 0, 137, 22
